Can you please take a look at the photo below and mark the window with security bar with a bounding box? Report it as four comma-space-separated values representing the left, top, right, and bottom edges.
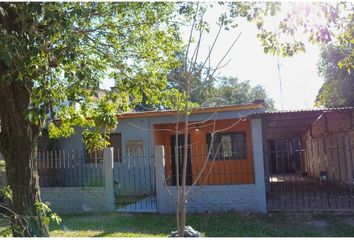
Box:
206, 132, 247, 160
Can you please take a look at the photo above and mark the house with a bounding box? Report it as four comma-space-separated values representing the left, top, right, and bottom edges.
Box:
40, 100, 267, 213
52, 101, 264, 187
52, 100, 264, 159
38, 102, 354, 213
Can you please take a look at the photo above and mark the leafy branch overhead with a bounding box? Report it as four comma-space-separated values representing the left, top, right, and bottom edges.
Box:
316, 44, 354, 108
0, 2, 183, 236
226, 2, 354, 72
0, 2, 183, 150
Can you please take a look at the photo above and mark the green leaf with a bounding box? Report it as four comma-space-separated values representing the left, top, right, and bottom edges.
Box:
0, 186, 12, 203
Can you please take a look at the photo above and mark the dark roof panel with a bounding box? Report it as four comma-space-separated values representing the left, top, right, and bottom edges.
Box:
249, 106, 354, 118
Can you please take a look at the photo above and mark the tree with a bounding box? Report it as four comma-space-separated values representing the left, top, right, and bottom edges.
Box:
138, 56, 275, 111
167, 2, 245, 236
190, 76, 275, 110
316, 44, 354, 107
226, 2, 354, 72
0, 2, 181, 236
134, 51, 206, 112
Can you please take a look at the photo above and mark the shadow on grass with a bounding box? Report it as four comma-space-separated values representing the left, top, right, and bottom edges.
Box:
50, 212, 176, 237
50, 211, 354, 237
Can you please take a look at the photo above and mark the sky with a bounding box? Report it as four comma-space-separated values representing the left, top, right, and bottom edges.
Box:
101, 2, 325, 111
182, 3, 324, 110
211, 20, 323, 110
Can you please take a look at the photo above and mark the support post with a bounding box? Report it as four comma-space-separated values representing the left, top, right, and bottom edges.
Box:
251, 118, 267, 213
104, 147, 115, 211
154, 145, 167, 213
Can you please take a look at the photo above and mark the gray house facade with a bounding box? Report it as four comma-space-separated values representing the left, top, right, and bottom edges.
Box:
22, 102, 354, 213
38, 101, 268, 213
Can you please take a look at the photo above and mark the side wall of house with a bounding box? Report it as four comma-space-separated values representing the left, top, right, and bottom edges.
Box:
302, 111, 354, 184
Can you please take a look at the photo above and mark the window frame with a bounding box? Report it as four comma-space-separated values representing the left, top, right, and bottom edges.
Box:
125, 139, 144, 157
109, 133, 122, 163
85, 132, 122, 163
206, 131, 247, 161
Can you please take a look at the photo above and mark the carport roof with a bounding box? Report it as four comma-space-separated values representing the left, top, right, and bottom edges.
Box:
249, 106, 354, 118
248, 107, 354, 138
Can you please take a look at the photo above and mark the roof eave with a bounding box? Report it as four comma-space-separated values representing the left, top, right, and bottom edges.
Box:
118, 103, 264, 119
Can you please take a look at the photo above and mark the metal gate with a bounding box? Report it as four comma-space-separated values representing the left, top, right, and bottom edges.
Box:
113, 153, 156, 212
266, 136, 354, 211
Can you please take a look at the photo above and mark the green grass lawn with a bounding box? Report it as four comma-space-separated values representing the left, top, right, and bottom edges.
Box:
45, 211, 354, 237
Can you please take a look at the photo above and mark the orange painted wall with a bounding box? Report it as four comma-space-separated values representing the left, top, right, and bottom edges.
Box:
153, 118, 255, 185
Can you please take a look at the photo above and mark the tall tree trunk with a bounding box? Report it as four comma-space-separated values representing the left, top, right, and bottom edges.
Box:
0, 83, 49, 237
178, 90, 189, 237
175, 114, 181, 237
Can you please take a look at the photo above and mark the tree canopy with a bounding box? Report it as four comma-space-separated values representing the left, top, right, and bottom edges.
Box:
316, 44, 354, 108
137, 51, 275, 111
1, 2, 183, 149
0, 2, 182, 236
172, 74, 275, 110
225, 2, 354, 72
208, 77, 275, 110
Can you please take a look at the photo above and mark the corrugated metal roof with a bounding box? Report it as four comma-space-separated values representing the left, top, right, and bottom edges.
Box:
249, 106, 354, 118
118, 101, 265, 118
50, 101, 264, 123
250, 106, 354, 138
